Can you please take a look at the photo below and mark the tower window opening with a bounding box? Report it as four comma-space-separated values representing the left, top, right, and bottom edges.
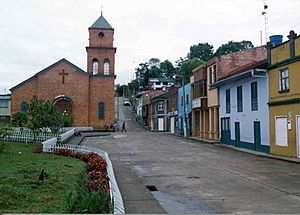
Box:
92, 59, 98, 75
104, 58, 110, 75
98, 32, 104, 39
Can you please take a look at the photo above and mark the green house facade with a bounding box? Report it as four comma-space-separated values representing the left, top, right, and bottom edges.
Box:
0, 94, 11, 123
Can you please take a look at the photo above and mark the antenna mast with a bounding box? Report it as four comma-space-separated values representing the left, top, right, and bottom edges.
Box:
262, 0, 269, 44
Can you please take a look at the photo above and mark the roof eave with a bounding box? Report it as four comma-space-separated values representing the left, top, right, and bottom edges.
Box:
210, 69, 267, 88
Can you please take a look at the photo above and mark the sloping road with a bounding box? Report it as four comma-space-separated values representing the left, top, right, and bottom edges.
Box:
83, 97, 300, 213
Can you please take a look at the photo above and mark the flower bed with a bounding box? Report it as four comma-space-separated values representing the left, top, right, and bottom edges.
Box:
52, 149, 111, 213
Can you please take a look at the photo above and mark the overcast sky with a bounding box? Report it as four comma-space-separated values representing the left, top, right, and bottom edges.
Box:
0, 0, 299, 93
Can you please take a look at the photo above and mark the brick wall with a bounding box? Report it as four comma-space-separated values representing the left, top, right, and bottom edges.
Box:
89, 76, 115, 128
11, 62, 90, 127
86, 47, 116, 75
89, 29, 114, 47
207, 46, 267, 80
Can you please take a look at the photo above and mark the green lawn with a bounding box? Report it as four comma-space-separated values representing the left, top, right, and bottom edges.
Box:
0, 142, 86, 213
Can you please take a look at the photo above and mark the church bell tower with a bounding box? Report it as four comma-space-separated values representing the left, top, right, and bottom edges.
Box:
86, 12, 116, 76
87, 12, 116, 128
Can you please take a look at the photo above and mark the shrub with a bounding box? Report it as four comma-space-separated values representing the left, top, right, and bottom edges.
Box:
0, 125, 12, 138
66, 187, 111, 213
54, 150, 111, 213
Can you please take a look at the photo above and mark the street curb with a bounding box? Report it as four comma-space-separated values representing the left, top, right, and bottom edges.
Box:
165, 132, 300, 164
217, 144, 300, 164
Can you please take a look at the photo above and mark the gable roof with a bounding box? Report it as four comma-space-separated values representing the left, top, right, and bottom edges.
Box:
10, 58, 87, 91
90, 14, 113, 29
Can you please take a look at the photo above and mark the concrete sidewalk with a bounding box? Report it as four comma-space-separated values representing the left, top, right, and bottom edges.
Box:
167, 132, 300, 164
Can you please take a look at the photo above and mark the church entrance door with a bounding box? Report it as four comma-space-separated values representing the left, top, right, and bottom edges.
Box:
53, 95, 74, 126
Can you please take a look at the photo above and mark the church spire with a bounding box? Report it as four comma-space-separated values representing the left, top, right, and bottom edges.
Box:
90, 11, 113, 29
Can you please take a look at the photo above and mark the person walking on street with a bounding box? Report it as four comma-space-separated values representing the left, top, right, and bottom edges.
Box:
121, 122, 127, 132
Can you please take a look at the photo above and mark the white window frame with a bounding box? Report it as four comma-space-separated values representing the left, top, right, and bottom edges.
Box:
92, 61, 98, 75
296, 115, 300, 158
279, 68, 289, 91
104, 61, 110, 75
157, 101, 164, 111
0, 100, 9, 108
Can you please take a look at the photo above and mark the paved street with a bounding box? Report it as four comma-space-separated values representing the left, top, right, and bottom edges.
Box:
82, 98, 300, 213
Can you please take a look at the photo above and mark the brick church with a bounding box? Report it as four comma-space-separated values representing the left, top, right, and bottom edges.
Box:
10, 13, 116, 128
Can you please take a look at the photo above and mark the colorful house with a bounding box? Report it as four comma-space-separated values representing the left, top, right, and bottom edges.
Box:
268, 31, 300, 158
150, 92, 169, 131
167, 84, 181, 134
0, 94, 11, 123
206, 46, 267, 141
142, 90, 164, 127
211, 60, 270, 153
190, 65, 208, 138
135, 91, 149, 124
178, 84, 192, 136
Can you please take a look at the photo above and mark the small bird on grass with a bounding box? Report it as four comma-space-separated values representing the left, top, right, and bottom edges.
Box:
38, 169, 46, 183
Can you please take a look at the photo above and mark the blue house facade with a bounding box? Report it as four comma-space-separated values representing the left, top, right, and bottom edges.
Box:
211, 60, 270, 153
178, 84, 192, 136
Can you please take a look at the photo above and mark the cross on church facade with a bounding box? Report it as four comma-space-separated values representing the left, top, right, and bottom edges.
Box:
59, 70, 68, 84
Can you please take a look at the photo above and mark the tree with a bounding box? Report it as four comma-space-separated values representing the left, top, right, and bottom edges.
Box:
160, 60, 176, 78
27, 96, 63, 134
215, 40, 254, 56
179, 58, 205, 84
135, 63, 150, 88
27, 96, 45, 133
11, 112, 28, 129
42, 100, 64, 132
187, 43, 214, 61
62, 113, 73, 128
148, 66, 162, 79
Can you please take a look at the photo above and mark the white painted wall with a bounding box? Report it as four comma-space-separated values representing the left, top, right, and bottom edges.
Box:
219, 76, 270, 146
136, 97, 143, 117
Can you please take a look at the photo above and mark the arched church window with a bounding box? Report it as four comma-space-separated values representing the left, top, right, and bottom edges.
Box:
21, 101, 28, 113
92, 59, 98, 75
104, 58, 110, 75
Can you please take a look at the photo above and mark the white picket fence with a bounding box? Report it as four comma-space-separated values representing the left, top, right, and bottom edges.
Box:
2, 131, 60, 143
42, 140, 125, 214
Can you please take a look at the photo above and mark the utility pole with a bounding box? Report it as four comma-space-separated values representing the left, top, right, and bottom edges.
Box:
117, 95, 120, 122
181, 77, 187, 138
123, 83, 125, 99
262, 0, 269, 44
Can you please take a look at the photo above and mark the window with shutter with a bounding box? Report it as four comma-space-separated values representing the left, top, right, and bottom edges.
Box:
251, 82, 258, 111
237, 86, 243, 112
226, 89, 230, 114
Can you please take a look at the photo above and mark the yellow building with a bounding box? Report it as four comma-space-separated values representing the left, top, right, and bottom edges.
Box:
268, 31, 300, 158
